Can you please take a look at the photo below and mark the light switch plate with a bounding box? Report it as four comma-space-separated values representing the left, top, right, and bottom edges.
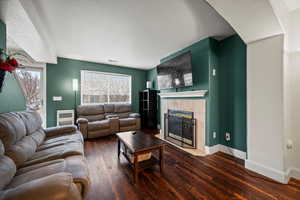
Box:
212, 69, 216, 76
213, 132, 217, 139
53, 96, 62, 101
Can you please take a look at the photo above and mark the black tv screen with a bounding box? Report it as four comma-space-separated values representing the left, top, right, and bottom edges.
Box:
157, 51, 193, 90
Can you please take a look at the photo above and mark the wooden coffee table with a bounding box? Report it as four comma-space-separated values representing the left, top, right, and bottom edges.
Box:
117, 131, 165, 183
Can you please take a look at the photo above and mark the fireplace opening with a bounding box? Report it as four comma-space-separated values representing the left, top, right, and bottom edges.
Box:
164, 109, 196, 149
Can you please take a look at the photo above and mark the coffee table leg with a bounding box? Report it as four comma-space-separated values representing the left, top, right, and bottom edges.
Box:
133, 155, 138, 184
159, 145, 164, 173
118, 139, 121, 158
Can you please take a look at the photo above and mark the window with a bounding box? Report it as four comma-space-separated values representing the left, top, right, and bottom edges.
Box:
81, 70, 131, 104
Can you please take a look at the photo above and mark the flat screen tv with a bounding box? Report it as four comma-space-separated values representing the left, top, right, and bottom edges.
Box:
157, 51, 193, 90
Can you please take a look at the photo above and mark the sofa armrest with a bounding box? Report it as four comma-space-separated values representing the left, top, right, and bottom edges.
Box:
76, 118, 88, 139
129, 113, 140, 118
76, 118, 88, 124
44, 125, 77, 138
0, 173, 81, 200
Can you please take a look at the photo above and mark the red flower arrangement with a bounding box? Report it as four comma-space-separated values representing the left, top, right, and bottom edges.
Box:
0, 57, 19, 72
0, 49, 20, 92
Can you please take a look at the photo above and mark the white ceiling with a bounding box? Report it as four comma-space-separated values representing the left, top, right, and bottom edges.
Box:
19, 0, 234, 69
206, 0, 283, 44
283, 0, 300, 11
0, 0, 57, 63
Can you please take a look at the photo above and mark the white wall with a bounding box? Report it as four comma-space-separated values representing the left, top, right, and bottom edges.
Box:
285, 51, 300, 179
246, 35, 286, 183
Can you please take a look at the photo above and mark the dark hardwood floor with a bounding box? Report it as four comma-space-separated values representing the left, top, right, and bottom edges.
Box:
84, 134, 300, 200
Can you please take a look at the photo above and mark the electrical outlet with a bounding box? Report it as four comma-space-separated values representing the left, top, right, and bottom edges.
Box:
213, 132, 217, 139
225, 132, 231, 141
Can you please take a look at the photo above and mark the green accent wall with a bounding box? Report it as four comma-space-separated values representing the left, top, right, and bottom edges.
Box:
0, 20, 26, 113
218, 35, 247, 152
46, 57, 147, 127
146, 35, 247, 152
146, 38, 219, 146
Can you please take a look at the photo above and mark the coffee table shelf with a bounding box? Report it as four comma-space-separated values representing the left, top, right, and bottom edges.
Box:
121, 152, 159, 171
117, 131, 165, 183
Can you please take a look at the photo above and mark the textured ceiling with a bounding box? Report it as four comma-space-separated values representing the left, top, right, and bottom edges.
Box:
20, 0, 235, 69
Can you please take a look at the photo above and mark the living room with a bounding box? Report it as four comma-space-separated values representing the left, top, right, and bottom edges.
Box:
0, 0, 300, 200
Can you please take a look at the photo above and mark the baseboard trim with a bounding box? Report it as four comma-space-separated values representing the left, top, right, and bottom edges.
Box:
286, 167, 300, 181
205, 144, 247, 160
245, 160, 287, 183
205, 144, 220, 155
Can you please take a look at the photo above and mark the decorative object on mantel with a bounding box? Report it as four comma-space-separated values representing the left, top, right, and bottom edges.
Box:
0, 48, 21, 93
158, 90, 208, 98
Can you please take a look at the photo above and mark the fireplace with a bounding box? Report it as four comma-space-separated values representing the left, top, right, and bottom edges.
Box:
164, 109, 196, 149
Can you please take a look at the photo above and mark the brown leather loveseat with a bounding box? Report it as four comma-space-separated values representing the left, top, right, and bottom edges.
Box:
0, 111, 90, 200
76, 104, 141, 139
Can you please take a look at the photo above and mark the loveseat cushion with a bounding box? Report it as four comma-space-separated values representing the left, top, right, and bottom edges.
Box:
104, 104, 115, 113
119, 118, 136, 127
117, 112, 130, 118
77, 104, 104, 115
78, 114, 105, 122
114, 104, 131, 113
88, 120, 110, 131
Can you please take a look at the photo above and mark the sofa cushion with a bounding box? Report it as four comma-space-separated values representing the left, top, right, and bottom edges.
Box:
8, 156, 90, 198
44, 131, 83, 145
88, 120, 110, 131
5, 136, 38, 167
78, 114, 104, 122
104, 104, 114, 113
17, 111, 43, 135
0, 112, 38, 167
0, 172, 82, 200
114, 104, 131, 113
21, 142, 84, 167
77, 104, 104, 115
0, 155, 16, 190
0, 113, 27, 146
119, 118, 136, 127
29, 129, 46, 146
0, 140, 16, 190
17, 112, 46, 146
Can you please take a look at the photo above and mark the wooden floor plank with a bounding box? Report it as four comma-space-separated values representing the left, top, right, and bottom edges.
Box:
84, 135, 300, 200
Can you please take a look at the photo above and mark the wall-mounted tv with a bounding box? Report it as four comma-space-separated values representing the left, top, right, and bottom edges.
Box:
157, 51, 193, 90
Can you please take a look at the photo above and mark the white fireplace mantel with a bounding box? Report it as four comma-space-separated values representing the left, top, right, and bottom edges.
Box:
158, 90, 208, 98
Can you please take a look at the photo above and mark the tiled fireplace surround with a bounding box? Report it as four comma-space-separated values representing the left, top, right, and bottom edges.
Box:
159, 95, 206, 156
